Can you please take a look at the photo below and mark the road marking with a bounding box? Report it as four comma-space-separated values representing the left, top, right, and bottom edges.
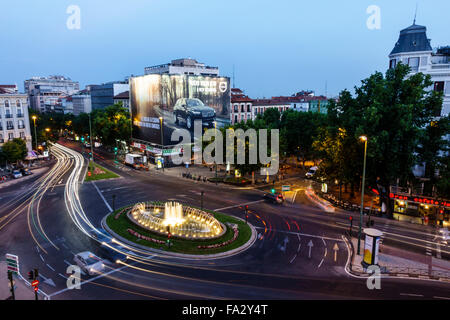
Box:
434, 296, 450, 300
49, 263, 133, 297
289, 254, 297, 264
253, 227, 343, 242
92, 181, 113, 212
400, 293, 424, 297
318, 258, 324, 268
39, 254, 44, 262
215, 200, 265, 211
58, 273, 67, 279
46, 264, 55, 271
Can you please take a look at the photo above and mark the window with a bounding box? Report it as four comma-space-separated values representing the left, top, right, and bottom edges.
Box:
389, 59, 397, 69
20, 132, 25, 139
241, 104, 245, 112
434, 81, 445, 92
18, 120, 25, 129
16, 100, 21, 108
234, 115, 238, 123
4, 100, 9, 108
0, 134, 3, 143
408, 57, 420, 71
234, 105, 238, 112
247, 104, 251, 112
8, 133, 13, 140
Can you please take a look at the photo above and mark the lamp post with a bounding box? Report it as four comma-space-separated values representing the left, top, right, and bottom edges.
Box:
88, 113, 94, 162
159, 117, 164, 172
214, 121, 218, 184
357, 135, 368, 256
32, 115, 38, 151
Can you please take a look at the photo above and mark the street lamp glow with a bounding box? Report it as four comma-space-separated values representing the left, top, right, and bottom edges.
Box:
359, 135, 367, 142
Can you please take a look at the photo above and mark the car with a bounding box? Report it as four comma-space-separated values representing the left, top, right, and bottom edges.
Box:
173, 98, 216, 130
20, 168, 32, 176
12, 170, 22, 179
263, 193, 285, 204
305, 166, 318, 179
73, 251, 105, 276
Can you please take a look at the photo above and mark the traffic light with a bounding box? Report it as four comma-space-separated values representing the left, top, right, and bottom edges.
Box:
114, 147, 118, 154
81, 137, 85, 142
271, 188, 276, 194
34, 269, 38, 279
28, 271, 34, 280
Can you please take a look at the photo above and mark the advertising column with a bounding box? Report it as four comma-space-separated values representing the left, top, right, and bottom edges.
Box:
362, 228, 383, 268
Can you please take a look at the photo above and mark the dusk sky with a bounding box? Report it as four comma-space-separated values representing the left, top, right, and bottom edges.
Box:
1, 0, 450, 98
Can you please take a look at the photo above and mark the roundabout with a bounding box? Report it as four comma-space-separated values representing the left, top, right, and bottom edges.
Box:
103, 201, 255, 257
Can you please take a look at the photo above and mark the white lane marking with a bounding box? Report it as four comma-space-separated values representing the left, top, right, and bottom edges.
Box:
92, 181, 113, 212
400, 293, 424, 297
49, 263, 131, 297
254, 227, 343, 242
289, 254, 297, 264
58, 273, 68, 279
39, 254, 44, 262
46, 264, 55, 271
36, 246, 40, 253
215, 200, 265, 211
318, 258, 324, 268
434, 296, 450, 300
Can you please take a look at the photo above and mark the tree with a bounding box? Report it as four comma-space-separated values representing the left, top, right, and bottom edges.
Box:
92, 104, 131, 148
2, 138, 27, 163
315, 63, 443, 214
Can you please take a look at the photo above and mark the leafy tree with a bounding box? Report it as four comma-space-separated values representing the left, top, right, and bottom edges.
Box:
92, 104, 131, 148
2, 138, 27, 163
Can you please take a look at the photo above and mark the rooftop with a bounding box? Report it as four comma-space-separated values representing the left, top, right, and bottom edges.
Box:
390, 23, 433, 55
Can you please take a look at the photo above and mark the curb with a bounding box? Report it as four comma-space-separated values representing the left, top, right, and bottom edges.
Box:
101, 213, 257, 260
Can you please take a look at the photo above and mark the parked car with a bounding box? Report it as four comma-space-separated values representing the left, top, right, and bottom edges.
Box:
20, 168, 32, 176
173, 98, 216, 130
12, 170, 22, 179
263, 193, 285, 204
305, 166, 318, 179
73, 252, 105, 276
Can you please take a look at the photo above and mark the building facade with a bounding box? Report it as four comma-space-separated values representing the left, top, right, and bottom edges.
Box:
389, 23, 450, 117
145, 58, 219, 76
72, 90, 92, 115
25, 76, 79, 113
0, 93, 32, 152
90, 82, 129, 111
114, 91, 130, 111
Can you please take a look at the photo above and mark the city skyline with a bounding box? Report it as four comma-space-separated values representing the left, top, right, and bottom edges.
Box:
1, 0, 450, 98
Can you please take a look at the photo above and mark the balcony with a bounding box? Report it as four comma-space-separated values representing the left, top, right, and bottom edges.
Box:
6, 126, 14, 130
5, 114, 13, 119
18, 125, 25, 129
17, 113, 24, 118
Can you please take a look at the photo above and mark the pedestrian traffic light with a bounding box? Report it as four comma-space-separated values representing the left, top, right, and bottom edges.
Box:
349, 216, 353, 221
34, 286, 38, 292
28, 271, 34, 280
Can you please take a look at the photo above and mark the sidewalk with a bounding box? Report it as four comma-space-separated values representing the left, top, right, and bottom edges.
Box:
347, 237, 450, 281
0, 167, 49, 190
0, 262, 40, 300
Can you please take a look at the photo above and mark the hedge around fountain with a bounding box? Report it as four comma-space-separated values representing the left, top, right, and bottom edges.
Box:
105, 203, 252, 255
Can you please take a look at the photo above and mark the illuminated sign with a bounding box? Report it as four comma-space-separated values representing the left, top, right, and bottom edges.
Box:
390, 193, 450, 207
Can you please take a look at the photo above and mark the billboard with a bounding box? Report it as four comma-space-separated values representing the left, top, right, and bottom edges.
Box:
131, 74, 230, 146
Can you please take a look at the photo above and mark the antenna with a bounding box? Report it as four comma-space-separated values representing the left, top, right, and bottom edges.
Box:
325, 81, 328, 98
413, 3, 418, 25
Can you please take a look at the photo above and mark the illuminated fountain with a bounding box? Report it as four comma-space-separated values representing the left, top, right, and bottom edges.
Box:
128, 201, 226, 240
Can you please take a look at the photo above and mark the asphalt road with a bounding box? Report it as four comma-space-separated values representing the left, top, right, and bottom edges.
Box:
0, 141, 449, 300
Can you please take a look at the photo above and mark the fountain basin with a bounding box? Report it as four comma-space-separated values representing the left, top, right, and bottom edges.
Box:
127, 202, 226, 240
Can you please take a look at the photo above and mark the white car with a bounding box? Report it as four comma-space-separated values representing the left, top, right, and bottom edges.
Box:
305, 166, 318, 179
12, 170, 22, 179
73, 252, 105, 276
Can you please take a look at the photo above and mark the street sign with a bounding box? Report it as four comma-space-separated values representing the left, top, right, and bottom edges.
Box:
6, 254, 19, 275
32, 280, 39, 287
282, 185, 290, 192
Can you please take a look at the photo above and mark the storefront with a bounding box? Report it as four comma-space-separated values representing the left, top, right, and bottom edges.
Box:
390, 193, 449, 227
131, 141, 188, 168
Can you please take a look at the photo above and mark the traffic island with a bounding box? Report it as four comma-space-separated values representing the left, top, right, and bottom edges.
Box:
85, 161, 120, 182
103, 201, 255, 257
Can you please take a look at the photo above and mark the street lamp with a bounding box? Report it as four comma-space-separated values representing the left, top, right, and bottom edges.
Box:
357, 135, 368, 256
88, 113, 94, 162
159, 117, 164, 172
214, 121, 218, 184
32, 115, 38, 151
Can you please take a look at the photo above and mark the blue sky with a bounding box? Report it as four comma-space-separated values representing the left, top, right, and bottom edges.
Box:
1, 0, 449, 98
